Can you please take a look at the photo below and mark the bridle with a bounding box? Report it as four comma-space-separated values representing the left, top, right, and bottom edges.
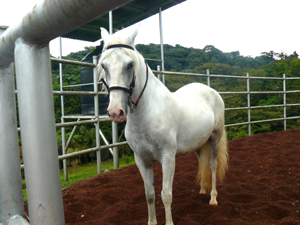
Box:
100, 44, 148, 113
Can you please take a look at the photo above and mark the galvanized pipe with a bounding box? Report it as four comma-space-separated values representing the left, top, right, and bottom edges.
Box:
153, 70, 284, 80
99, 129, 114, 155
53, 90, 107, 96
207, 69, 210, 87
109, 15, 119, 170
14, 39, 65, 224
0, 0, 134, 67
64, 119, 80, 154
59, 36, 68, 182
51, 58, 95, 67
159, 7, 165, 85
58, 141, 128, 161
247, 73, 251, 136
0, 62, 29, 225
94, 56, 102, 174
283, 74, 287, 130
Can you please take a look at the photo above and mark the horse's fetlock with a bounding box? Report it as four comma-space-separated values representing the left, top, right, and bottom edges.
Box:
210, 190, 218, 198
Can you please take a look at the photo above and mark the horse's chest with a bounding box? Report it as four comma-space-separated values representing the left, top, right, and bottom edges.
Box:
125, 126, 171, 162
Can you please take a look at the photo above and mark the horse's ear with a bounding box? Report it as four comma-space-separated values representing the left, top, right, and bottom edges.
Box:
127, 24, 140, 45
100, 27, 110, 42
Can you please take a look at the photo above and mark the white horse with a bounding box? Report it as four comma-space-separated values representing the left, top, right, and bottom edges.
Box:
97, 27, 228, 225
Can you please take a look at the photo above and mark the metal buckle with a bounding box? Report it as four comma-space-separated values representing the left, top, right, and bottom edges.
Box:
128, 95, 136, 114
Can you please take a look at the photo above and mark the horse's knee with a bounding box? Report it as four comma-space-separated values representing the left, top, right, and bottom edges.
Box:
146, 192, 155, 204
161, 190, 172, 205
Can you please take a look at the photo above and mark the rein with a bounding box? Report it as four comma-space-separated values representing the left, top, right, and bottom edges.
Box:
100, 44, 149, 113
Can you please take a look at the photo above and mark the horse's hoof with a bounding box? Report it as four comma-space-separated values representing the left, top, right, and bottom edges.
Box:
199, 189, 206, 194
209, 200, 218, 206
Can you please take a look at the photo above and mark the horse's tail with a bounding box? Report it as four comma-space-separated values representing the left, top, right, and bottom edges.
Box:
197, 129, 228, 192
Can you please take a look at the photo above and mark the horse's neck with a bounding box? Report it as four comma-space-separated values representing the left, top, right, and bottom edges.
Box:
129, 63, 172, 122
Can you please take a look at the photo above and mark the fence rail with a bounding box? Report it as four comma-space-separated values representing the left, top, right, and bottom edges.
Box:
153, 70, 300, 135
19, 57, 300, 177
38, 58, 300, 170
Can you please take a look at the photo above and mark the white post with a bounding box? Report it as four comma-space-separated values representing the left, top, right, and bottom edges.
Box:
0, 26, 29, 225
0, 62, 29, 225
93, 56, 101, 174
159, 7, 165, 85
247, 73, 251, 136
109, 10, 119, 169
59, 36, 68, 181
14, 38, 65, 224
207, 69, 210, 87
283, 74, 286, 130
157, 65, 161, 81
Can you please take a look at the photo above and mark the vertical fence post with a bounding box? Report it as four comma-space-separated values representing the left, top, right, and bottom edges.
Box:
0, 63, 29, 225
157, 65, 161, 81
93, 56, 101, 174
159, 7, 165, 85
207, 69, 210, 87
112, 122, 119, 169
59, 36, 68, 181
247, 73, 251, 136
283, 73, 287, 130
109, 9, 119, 170
14, 38, 65, 224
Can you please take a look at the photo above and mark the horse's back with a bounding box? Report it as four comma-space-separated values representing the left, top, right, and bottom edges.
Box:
173, 83, 224, 111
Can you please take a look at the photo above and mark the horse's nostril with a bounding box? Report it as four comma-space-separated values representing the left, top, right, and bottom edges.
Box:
119, 110, 124, 117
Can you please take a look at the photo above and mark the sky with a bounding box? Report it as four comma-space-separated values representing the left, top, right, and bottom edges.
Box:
0, 0, 299, 58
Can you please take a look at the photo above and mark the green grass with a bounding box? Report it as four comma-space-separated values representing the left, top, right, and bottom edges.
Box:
22, 156, 135, 201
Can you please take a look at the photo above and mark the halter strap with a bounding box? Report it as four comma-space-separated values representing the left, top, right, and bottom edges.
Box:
100, 44, 148, 113
106, 44, 134, 51
128, 62, 148, 113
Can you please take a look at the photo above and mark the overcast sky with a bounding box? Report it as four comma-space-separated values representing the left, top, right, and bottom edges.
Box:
1, 0, 299, 58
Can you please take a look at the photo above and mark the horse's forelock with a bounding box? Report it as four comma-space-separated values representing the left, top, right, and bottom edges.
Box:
99, 32, 142, 78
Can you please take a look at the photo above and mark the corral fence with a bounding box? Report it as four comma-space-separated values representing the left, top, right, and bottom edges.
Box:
0, 0, 133, 224
1, 1, 300, 224
154, 69, 300, 134
48, 57, 300, 183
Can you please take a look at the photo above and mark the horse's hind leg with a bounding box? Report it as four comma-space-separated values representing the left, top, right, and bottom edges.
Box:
195, 144, 211, 195
209, 129, 224, 206
209, 140, 219, 206
135, 153, 157, 225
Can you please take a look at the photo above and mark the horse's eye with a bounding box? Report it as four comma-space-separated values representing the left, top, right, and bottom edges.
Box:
127, 62, 134, 70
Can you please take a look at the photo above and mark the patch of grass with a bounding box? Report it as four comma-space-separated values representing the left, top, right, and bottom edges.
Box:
22, 156, 135, 201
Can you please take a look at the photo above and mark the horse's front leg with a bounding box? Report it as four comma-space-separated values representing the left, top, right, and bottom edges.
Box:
135, 153, 157, 225
161, 154, 176, 225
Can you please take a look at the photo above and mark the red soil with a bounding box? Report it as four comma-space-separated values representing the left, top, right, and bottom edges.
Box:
32, 130, 300, 224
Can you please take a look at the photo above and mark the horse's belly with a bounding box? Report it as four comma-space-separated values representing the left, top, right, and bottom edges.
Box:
175, 106, 215, 155
176, 122, 214, 155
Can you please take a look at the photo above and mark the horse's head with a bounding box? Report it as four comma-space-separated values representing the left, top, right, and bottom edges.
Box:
97, 26, 140, 123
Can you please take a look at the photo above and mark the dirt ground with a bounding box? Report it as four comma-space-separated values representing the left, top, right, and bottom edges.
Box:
29, 129, 300, 224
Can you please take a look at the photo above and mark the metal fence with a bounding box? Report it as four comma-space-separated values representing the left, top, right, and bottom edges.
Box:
0, 1, 132, 224
50, 57, 126, 183
154, 70, 300, 135
1, 1, 299, 223
50, 59, 300, 178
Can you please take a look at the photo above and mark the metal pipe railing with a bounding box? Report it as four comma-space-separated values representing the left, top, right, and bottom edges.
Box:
152, 70, 300, 136
0, 0, 133, 67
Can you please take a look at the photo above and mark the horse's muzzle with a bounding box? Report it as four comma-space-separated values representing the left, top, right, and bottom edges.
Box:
107, 107, 127, 123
